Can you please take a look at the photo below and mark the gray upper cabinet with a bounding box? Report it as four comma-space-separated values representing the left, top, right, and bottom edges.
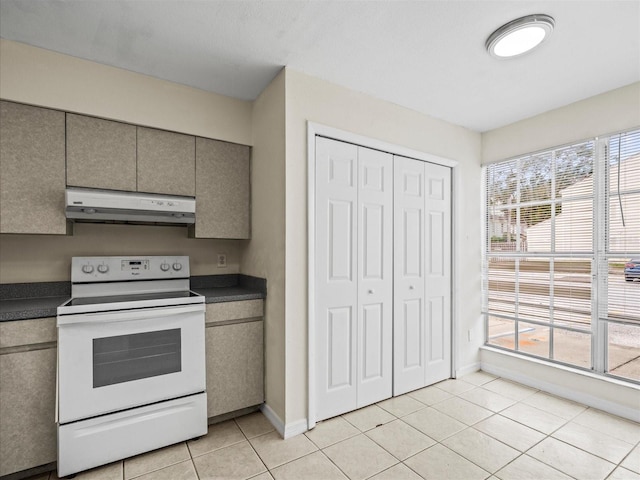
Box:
195, 138, 251, 239
0, 101, 67, 234
66, 113, 137, 191
2, 104, 251, 235
137, 127, 195, 196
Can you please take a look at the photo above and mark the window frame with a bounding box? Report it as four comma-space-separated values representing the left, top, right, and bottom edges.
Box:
482, 128, 640, 385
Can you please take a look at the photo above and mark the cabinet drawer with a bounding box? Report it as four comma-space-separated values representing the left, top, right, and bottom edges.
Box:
0, 317, 57, 349
205, 300, 263, 325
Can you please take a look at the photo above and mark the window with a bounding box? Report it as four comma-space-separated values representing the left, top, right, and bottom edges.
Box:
93, 329, 182, 387
483, 129, 640, 383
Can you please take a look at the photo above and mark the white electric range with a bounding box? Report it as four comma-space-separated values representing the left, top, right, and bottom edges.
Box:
56, 256, 207, 477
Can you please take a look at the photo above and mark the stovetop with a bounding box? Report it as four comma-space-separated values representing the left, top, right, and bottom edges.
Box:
57, 289, 204, 316
63, 290, 199, 307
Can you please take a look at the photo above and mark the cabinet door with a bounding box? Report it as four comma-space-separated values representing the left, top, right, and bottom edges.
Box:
195, 138, 250, 239
66, 113, 136, 191
205, 321, 264, 417
137, 127, 195, 196
0, 347, 57, 477
0, 101, 66, 234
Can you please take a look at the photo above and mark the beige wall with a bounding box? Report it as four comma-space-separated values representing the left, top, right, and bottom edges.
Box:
284, 69, 483, 424
0, 40, 253, 283
240, 70, 287, 420
482, 82, 640, 164
0, 224, 242, 283
0, 39, 252, 144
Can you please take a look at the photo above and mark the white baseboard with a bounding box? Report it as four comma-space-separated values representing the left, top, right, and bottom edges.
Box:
260, 403, 308, 439
260, 403, 285, 437
481, 347, 640, 423
456, 362, 480, 378
283, 418, 309, 439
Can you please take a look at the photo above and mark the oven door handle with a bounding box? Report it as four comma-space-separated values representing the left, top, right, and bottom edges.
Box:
57, 304, 205, 326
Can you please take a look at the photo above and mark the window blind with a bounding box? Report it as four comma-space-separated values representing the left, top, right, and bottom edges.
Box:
483, 129, 639, 383
600, 129, 640, 325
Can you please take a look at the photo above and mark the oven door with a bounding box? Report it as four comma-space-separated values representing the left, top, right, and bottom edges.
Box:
57, 304, 205, 424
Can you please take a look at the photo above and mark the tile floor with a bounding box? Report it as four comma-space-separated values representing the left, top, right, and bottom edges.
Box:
29, 372, 640, 480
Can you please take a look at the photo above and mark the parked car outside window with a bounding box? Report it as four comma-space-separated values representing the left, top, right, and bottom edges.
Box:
625, 258, 640, 282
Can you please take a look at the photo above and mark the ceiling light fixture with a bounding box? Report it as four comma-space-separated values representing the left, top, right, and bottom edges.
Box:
486, 14, 555, 59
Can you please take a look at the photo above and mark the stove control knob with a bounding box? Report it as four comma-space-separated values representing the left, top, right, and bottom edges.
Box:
172, 263, 183, 271
97, 264, 109, 274
82, 264, 94, 274
160, 263, 171, 272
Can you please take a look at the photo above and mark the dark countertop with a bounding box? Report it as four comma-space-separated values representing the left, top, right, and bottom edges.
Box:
0, 281, 70, 322
192, 287, 265, 304
191, 274, 266, 304
0, 296, 70, 322
0, 274, 266, 322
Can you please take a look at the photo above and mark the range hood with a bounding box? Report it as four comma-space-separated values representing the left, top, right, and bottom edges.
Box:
65, 187, 195, 225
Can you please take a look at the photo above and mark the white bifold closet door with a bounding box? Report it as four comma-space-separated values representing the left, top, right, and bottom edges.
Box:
315, 137, 393, 422
393, 155, 452, 395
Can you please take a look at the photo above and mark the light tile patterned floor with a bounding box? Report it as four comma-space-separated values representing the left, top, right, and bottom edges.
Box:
30, 372, 640, 480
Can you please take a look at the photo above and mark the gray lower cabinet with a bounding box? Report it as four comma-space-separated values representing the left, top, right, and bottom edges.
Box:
205, 300, 264, 418
0, 317, 57, 477
66, 113, 137, 191
136, 127, 196, 196
0, 101, 67, 234
206, 321, 264, 418
195, 138, 251, 239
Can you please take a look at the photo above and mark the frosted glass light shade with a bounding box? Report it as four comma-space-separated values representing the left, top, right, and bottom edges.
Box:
487, 14, 555, 59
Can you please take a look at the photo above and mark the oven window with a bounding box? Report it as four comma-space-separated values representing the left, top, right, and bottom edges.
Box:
93, 329, 182, 388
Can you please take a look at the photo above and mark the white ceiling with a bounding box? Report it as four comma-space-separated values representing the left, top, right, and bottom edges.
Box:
0, 1, 638, 132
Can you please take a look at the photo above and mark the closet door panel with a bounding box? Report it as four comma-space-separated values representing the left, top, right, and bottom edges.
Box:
327, 307, 354, 389
362, 303, 383, 380
393, 156, 426, 395
315, 137, 359, 421
403, 299, 423, 368
357, 147, 393, 407
424, 162, 452, 385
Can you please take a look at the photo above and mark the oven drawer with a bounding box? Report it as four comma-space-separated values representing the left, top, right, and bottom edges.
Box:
57, 305, 205, 424
58, 393, 206, 477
